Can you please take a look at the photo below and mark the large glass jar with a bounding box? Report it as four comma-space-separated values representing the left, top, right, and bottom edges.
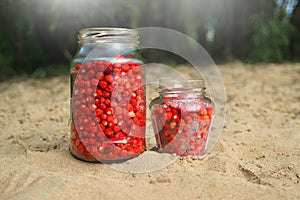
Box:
150, 80, 214, 156
70, 28, 146, 163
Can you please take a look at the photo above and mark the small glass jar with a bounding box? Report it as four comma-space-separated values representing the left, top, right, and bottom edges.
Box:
70, 28, 146, 163
150, 79, 214, 156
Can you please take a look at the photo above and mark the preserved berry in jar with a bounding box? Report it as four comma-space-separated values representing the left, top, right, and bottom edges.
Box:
70, 28, 146, 162
150, 79, 214, 156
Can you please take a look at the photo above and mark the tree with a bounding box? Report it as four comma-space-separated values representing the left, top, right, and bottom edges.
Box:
290, 1, 300, 60
0, 0, 298, 80
246, 0, 295, 62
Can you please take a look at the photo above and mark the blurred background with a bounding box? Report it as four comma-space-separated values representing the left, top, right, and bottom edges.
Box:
0, 0, 299, 80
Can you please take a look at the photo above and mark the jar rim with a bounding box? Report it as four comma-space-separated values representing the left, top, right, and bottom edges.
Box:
158, 79, 206, 95
78, 27, 139, 42
159, 79, 205, 89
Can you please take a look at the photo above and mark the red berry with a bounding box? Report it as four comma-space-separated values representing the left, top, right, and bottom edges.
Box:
71, 58, 145, 162
200, 108, 207, 116
108, 121, 115, 128
132, 65, 141, 72
105, 85, 114, 92
102, 120, 108, 126
128, 111, 136, 118
113, 68, 122, 74
136, 111, 144, 119
122, 64, 130, 72
101, 113, 107, 120
105, 74, 114, 82
115, 54, 124, 58
172, 114, 180, 122
97, 72, 104, 80
114, 106, 122, 115
107, 115, 114, 122
184, 115, 192, 123
105, 99, 111, 106
91, 78, 99, 86
106, 107, 113, 115
95, 98, 100, 105
97, 97, 104, 104
99, 80, 107, 88
206, 106, 213, 117
169, 122, 177, 129
72, 71, 78, 79
99, 103, 106, 110
75, 63, 82, 70
99, 124, 105, 130
113, 126, 121, 133
166, 112, 173, 120
87, 70, 95, 77
102, 91, 110, 98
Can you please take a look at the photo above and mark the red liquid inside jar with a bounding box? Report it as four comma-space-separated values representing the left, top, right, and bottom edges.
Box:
150, 80, 213, 156
70, 57, 146, 162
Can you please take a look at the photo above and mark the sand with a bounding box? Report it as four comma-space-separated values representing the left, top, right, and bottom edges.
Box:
0, 62, 299, 199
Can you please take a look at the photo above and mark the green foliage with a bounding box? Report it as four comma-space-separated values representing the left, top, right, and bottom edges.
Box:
31, 64, 68, 79
248, 17, 294, 62
0, 29, 15, 80
0, 0, 298, 80
0, 53, 15, 80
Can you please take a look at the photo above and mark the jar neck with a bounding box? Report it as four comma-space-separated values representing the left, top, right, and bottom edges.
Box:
158, 79, 206, 98
75, 28, 139, 59
150, 79, 206, 109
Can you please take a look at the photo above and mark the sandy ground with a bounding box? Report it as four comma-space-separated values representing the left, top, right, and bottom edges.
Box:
0, 63, 299, 200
